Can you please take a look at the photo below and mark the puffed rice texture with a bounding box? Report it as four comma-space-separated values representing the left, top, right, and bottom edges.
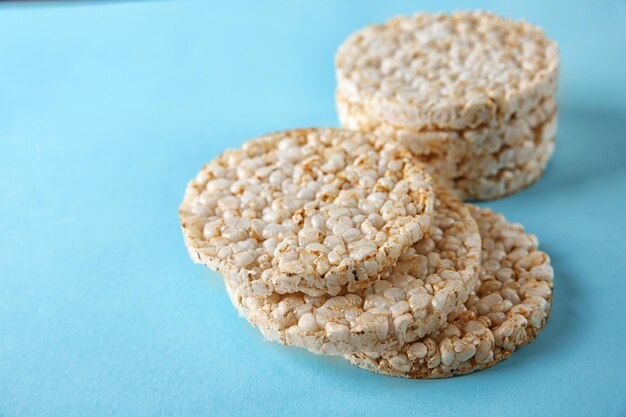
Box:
346, 205, 553, 378
179, 128, 435, 297
224, 187, 481, 355
336, 11, 559, 131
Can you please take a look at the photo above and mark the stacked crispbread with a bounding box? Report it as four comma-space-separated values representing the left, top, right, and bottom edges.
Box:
335, 11, 559, 200
179, 127, 553, 378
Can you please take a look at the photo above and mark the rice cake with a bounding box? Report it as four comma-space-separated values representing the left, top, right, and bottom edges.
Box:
179, 128, 435, 297
337, 92, 558, 200
346, 205, 553, 378
224, 188, 481, 355
336, 11, 559, 131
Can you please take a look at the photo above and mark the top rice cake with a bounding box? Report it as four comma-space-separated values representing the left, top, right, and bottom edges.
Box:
179, 128, 435, 296
336, 11, 559, 131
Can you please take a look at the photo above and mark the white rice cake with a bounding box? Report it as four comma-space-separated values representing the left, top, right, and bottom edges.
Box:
224, 188, 481, 355
338, 92, 558, 200
179, 128, 434, 297
336, 11, 559, 131
345, 205, 553, 378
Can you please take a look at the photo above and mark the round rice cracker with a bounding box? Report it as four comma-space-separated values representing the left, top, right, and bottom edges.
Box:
179, 128, 435, 297
409, 113, 558, 201
224, 188, 481, 355
338, 93, 558, 200
456, 118, 556, 200
335, 11, 559, 131
345, 205, 554, 378
336, 92, 557, 160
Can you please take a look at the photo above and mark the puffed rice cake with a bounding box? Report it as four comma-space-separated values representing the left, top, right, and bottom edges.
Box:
179, 128, 435, 297
339, 94, 557, 200
335, 11, 559, 200
335, 11, 559, 131
336, 94, 556, 161
345, 205, 553, 378
224, 188, 481, 355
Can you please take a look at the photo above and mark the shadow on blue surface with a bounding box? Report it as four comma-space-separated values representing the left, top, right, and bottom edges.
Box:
534, 103, 626, 194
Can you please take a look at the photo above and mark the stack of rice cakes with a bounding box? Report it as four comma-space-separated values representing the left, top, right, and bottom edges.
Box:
336, 11, 559, 200
179, 128, 554, 379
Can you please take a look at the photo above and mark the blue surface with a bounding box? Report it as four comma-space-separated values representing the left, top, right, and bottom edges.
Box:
1, 1, 625, 416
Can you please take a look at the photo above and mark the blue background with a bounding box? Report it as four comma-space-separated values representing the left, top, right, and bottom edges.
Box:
1, 1, 625, 416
